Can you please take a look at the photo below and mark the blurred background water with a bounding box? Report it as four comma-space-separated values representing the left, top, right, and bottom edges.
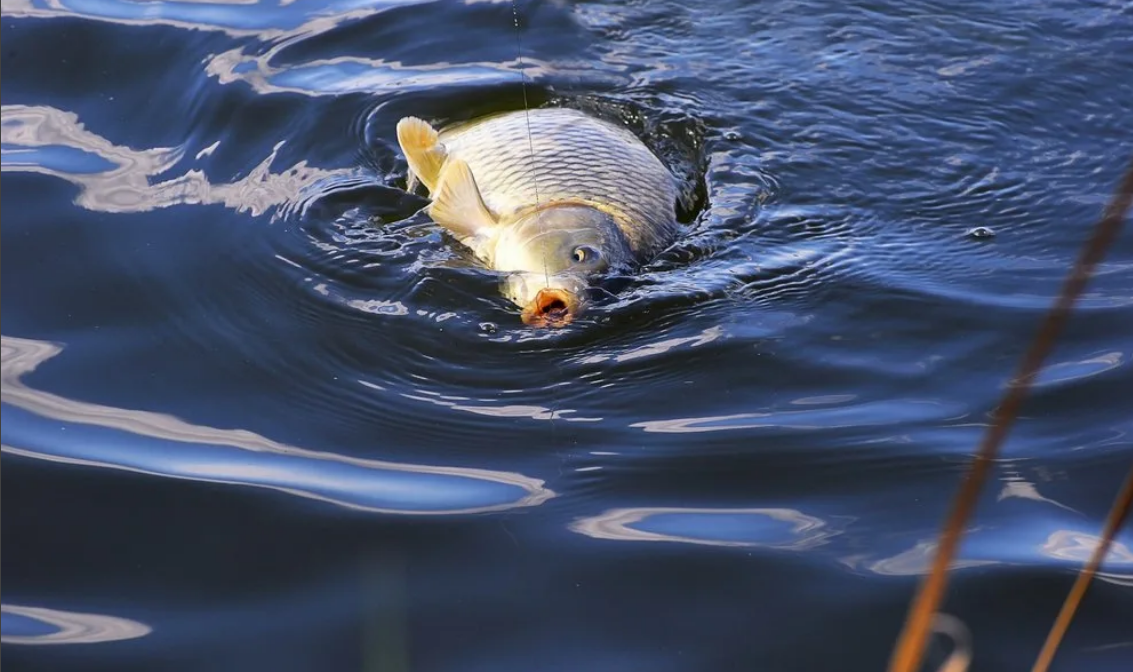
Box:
2, 1, 1132, 670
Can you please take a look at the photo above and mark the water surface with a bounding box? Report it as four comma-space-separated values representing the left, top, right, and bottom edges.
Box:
3, 1, 1133, 670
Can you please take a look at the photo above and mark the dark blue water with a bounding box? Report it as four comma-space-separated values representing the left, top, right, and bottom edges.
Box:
3, 1, 1132, 670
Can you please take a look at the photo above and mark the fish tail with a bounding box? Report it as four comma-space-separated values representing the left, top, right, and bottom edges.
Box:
396, 116, 447, 194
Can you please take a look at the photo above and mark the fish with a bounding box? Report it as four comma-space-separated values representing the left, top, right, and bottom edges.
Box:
395, 106, 681, 327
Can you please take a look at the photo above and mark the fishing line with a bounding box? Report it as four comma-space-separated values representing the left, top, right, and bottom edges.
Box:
510, 3, 539, 204
887, 152, 1133, 672
510, 0, 562, 451
509, 2, 551, 290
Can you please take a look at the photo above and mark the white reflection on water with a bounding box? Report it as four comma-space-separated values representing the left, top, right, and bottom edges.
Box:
569, 506, 843, 549
1041, 530, 1133, 587
0, 0, 428, 38
0, 604, 152, 645
630, 399, 963, 433
1028, 350, 1126, 388
396, 386, 604, 423
844, 526, 1133, 584
1, 0, 578, 97
996, 466, 1079, 514
575, 325, 725, 365
0, 104, 360, 217
1, 335, 555, 515
844, 538, 1000, 576
207, 48, 558, 97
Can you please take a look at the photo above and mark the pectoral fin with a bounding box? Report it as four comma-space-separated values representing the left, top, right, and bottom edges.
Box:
396, 116, 447, 193
427, 158, 498, 242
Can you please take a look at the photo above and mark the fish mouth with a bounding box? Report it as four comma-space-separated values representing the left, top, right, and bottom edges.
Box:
521, 288, 582, 328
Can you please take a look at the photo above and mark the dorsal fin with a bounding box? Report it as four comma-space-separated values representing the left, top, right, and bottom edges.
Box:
427, 157, 498, 242
396, 116, 447, 193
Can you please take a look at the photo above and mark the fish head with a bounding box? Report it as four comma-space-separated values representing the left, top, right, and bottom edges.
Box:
491, 205, 633, 327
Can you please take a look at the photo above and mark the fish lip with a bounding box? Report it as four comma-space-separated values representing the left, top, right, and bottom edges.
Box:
521, 288, 583, 328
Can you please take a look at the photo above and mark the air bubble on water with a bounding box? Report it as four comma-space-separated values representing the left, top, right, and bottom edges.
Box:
724, 130, 741, 141
966, 226, 996, 239
479, 322, 499, 335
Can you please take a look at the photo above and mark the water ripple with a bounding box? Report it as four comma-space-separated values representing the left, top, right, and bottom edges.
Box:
5, 0, 1133, 668
1, 604, 152, 646
208, 49, 557, 98
1, 104, 363, 218
2, 335, 554, 515
570, 506, 847, 550
844, 525, 1133, 586
631, 398, 965, 434
0, 0, 428, 37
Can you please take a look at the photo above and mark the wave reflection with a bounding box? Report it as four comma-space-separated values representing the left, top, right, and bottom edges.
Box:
1030, 350, 1127, 389
207, 49, 558, 98
0, 604, 152, 645
1041, 530, 1133, 587
570, 506, 844, 549
0, 0, 428, 37
630, 399, 964, 434
1, 336, 554, 515
392, 384, 604, 423
845, 525, 1133, 584
0, 104, 362, 217
575, 325, 726, 365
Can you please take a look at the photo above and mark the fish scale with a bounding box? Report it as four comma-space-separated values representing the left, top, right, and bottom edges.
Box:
437, 107, 680, 256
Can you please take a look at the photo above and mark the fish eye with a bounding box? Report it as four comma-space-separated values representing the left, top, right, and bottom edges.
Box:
572, 245, 599, 264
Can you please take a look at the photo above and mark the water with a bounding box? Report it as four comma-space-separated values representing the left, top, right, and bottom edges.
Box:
3, 1, 1132, 670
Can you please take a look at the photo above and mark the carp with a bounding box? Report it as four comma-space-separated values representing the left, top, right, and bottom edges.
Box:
396, 106, 681, 326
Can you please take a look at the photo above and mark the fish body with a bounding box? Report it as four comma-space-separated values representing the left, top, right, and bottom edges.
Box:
396, 107, 681, 326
